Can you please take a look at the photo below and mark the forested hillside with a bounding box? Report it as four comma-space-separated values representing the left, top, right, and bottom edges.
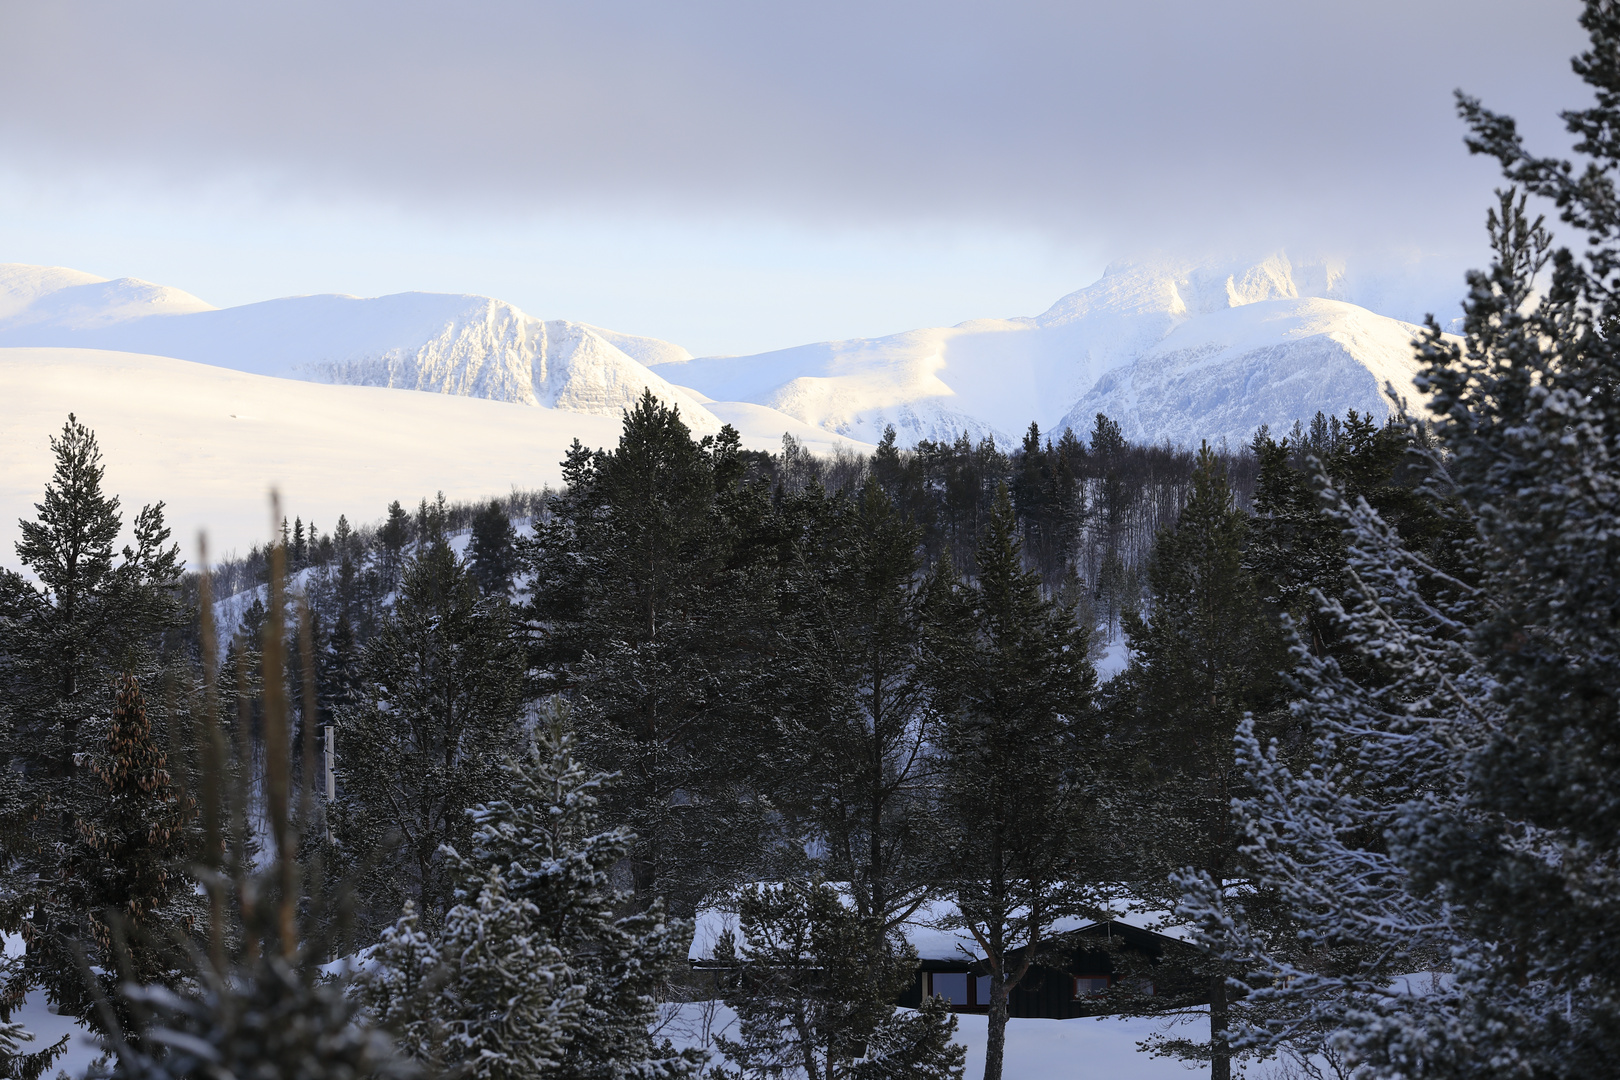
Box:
0, 385, 1444, 1080
5, 6, 1620, 1078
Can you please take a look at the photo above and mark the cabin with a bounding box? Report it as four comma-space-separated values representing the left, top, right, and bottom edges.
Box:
894, 915, 1210, 1018
690, 889, 1210, 1020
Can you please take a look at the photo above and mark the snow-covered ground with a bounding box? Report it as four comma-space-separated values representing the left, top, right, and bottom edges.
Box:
657, 1000, 1208, 1079
0, 347, 870, 564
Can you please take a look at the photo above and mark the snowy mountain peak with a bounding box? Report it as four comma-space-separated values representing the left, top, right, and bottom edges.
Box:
1036, 253, 1349, 327
0, 263, 215, 329
659, 252, 1447, 448
0, 255, 1455, 453
0, 268, 720, 432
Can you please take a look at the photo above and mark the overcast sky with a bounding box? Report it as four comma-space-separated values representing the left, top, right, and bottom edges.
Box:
0, 0, 1590, 355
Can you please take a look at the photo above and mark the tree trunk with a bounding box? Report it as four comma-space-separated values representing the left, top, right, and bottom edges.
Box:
984, 977, 1009, 1080
1210, 973, 1230, 1080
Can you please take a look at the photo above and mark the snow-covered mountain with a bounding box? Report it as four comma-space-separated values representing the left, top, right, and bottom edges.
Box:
0, 265, 723, 431
0, 254, 1457, 452
650, 254, 1453, 447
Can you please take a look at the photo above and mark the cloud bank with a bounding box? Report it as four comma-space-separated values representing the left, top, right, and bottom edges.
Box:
0, 0, 1590, 256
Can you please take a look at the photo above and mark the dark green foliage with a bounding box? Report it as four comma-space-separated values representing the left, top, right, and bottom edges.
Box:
715, 882, 962, 1080
922, 485, 1097, 1080
333, 537, 525, 933
0, 415, 186, 1029
1117, 444, 1288, 1080
69, 674, 201, 1032
525, 390, 783, 914
774, 482, 940, 932
379, 500, 410, 590
1246, 412, 1467, 659
467, 500, 517, 597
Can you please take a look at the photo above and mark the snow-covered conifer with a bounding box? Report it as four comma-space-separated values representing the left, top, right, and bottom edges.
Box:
1179, 6, 1620, 1076
360, 704, 699, 1080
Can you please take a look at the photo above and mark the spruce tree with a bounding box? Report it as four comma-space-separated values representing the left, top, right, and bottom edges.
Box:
468, 499, 517, 597
71, 674, 200, 1028
922, 485, 1097, 1080
360, 708, 699, 1080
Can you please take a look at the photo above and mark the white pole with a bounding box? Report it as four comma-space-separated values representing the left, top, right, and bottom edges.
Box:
324, 725, 336, 801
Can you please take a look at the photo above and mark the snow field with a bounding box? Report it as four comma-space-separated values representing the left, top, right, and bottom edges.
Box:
657, 1000, 1207, 1079
0, 347, 870, 566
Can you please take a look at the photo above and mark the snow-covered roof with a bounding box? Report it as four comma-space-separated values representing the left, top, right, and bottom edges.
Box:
688, 884, 1193, 964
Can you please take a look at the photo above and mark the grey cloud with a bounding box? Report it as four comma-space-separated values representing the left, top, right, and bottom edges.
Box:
0, 0, 1591, 253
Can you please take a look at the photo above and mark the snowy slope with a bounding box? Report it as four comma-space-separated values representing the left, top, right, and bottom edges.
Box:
0, 263, 215, 328
658, 1001, 1203, 1080
654, 253, 1445, 447
0, 348, 871, 564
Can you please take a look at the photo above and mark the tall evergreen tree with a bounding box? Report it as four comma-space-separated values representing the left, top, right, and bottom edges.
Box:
776, 483, 939, 931
525, 391, 781, 913
333, 536, 525, 933
0, 416, 185, 1025
922, 485, 1097, 1080
1181, 10, 1620, 1076
1118, 444, 1287, 1080
379, 500, 410, 590
69, 674, 201, 1030
468, 499, 518, 597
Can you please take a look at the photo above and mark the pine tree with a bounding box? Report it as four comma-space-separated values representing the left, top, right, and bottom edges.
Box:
0, 416, 185, 1026
379, 500, 410, 591
333, 537, 525, 933
774, 483, 938, 932
922, 485, 1097, 1080
1118, 444, 1287, 1080
715, 882, 962, 1080
468, 500, 517, 597
524, 391, 782, 914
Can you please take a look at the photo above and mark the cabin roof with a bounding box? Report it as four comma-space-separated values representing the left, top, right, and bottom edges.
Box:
688, 885, 1194, 964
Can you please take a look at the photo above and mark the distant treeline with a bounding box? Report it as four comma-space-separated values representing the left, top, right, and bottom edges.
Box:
209, 408, 1385, 653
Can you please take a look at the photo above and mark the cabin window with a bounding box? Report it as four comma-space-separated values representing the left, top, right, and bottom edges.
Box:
926, 972, 993, 1007
1072, 975, 1110, 998
929, 972, 970, 1005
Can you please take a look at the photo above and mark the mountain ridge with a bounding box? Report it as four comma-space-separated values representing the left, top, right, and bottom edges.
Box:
0, 254, 1455, 450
